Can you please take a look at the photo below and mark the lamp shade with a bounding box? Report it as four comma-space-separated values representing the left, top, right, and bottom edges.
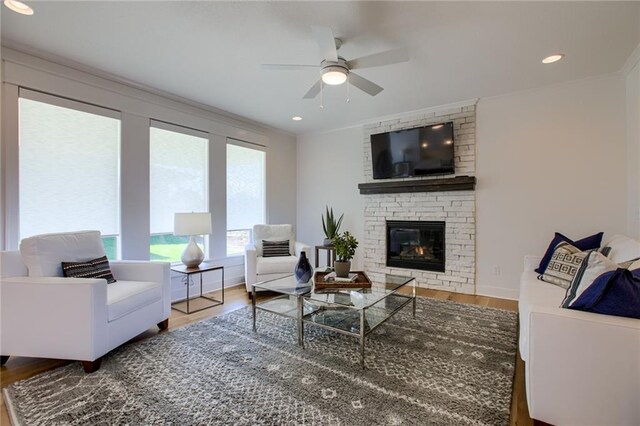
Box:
174, 212, 212, 236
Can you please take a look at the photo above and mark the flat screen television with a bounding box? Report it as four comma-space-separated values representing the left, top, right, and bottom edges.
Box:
370, 122, 455, 179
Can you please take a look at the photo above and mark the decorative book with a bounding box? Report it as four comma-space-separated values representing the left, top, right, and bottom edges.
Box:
313, 270, 372, 290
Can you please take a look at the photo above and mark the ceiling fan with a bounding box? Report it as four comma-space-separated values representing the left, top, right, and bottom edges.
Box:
261, 26, 409, 99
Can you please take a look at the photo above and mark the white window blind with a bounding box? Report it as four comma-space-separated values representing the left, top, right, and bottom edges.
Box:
227, 142, 265, 255
18, 94, 121, 241
149, 125, 208, 235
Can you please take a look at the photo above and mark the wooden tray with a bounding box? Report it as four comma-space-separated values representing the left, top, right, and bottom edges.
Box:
313, 270, 372, 291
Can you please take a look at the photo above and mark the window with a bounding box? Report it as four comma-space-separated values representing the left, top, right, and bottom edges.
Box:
149, 124, 208, 262
226, 141, 266, 255
18, 92, 121, 258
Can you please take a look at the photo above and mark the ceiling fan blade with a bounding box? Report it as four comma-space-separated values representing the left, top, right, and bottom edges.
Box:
303, 80, 322, 99
311, 26, 338, 62
261, 64, 319, 71
347, 48, 409, 70
349, 72, 384, 96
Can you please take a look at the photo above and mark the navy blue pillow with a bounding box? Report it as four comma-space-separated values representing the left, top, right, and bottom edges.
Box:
568, 268, 640, 319
535, 232, 604, 274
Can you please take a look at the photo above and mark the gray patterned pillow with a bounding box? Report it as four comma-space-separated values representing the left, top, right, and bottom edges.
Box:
540, 242, 610, 289
62, 256, 117, 284
262, 240, 291, 257
540, 242, 588, 289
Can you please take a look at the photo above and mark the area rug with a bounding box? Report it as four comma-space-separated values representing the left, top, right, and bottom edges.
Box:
4, 297, 518, 425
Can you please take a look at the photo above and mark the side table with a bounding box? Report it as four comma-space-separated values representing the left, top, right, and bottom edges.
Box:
171, 262, 224, 314
314, 245, 336, 268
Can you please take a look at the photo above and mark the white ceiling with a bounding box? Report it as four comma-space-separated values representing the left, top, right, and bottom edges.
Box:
2, 1, 639, 134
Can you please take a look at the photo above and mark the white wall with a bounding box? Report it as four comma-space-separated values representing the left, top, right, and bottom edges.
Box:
626, 59, 640, 238
296, 126, 365, 269
476, 74, 628, 299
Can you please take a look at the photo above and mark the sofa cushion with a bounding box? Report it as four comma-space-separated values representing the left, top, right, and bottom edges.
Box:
561, 251, 619, 308
20, 230, 106, 277
262, 240, 291, 257
62, 256, 117, 284
107, 280, 162, 322
518, 270, 567, 362
535, 232, 603, 274
253, 224, 294, 257
256, 255, 298, 275
568, 268, 640, 319
605, 235, 640, 263
540, 242, 588, 289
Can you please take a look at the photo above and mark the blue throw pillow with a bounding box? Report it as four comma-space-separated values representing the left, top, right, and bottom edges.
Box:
535, 232, 604, 274
568, 268, 640, 319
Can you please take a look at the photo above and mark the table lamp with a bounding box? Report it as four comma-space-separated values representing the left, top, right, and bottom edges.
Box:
174, 212, 212, 268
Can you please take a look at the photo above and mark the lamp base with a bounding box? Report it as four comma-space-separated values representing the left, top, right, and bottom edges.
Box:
181, 236, 204, 268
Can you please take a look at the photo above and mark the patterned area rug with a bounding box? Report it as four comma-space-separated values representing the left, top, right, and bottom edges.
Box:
4, 297, 518, 425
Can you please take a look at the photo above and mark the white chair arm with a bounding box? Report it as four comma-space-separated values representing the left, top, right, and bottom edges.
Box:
0, 276, 109, 360
524, 255, 543, 272
109, 261, 171, 320
527, 305, 640, 425
244, 244, 257, 292
294, 241, 311, 257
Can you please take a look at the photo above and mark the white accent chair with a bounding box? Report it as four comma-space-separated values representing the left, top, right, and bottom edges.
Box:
244, 224, 310, 296
0, 231, 171, 373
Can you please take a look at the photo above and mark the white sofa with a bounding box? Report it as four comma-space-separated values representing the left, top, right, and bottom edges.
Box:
519, 255, 640, 425
0, 231, 171, 373
244, 224, 310, 295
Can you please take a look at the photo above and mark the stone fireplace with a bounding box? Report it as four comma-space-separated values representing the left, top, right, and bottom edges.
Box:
387, 220, 445, 272
360, 102, 476, 294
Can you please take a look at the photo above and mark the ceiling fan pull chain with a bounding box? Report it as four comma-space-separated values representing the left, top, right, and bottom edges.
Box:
346, 75, 350, 103
320, 79, 324, 109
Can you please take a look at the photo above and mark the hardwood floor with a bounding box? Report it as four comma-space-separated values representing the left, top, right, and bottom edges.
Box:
0, 286, 532, 425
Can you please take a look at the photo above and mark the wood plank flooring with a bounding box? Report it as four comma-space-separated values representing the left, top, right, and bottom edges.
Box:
0, 286, 531, 425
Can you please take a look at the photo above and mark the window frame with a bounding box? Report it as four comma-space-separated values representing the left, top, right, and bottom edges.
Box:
149, 119, 210, 264
225, 138, 267, 257
16, 88, 122, 256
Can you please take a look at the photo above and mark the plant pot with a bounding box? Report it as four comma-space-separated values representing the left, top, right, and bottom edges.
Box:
323, 238, 333, 247
334, 260, 351, 278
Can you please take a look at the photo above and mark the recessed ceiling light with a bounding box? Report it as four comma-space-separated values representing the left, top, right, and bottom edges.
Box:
542, 54, 564, 64
431, 124, 444, 130
421, 143, 428, 148
4, 0, 33, 15
292, 116, 303, 121
445, 140, 452, 145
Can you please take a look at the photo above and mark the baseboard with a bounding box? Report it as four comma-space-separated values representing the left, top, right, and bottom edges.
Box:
475, 285, 519, 301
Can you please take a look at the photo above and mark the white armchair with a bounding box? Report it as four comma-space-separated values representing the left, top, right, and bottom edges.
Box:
244, 224, 310, 296
0, 231, 171, 373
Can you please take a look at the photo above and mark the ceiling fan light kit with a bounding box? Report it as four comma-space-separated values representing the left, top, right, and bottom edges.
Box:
261, 26, 409, 104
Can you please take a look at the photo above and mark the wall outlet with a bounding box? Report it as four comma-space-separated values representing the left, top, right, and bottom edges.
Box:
493, 266, 501, 276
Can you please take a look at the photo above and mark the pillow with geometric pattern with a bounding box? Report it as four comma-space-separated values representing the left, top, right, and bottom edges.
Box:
560, 250, 619, 307
61, 255, 117, 284
539, 242, 610, 289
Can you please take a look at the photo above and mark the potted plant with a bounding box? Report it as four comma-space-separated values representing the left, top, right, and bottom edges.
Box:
321, 206, 343, 246
332, 231, 358, 277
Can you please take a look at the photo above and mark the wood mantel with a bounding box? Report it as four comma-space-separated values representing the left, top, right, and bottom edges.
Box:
358, 175, 476, 195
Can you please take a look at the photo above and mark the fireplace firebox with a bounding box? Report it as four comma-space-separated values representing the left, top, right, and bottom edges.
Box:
386, 221, 445, 272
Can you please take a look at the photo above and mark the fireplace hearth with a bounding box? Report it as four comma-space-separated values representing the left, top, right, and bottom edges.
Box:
386, 221, 445, 272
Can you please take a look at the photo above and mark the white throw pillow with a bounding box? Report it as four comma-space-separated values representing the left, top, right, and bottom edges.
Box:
604, 234, 640, 263
252, 224, 294, 257
20, 230, 106, 277
561, 251, 618, 308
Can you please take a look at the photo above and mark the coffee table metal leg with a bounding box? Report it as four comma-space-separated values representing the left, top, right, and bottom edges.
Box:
297, 295, 304, 348
412, 279, 417, 318
360, 309, 366, 369
252, 289, 257, 332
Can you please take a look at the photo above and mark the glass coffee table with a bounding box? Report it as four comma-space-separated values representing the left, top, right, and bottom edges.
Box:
252, 273, 416, 368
